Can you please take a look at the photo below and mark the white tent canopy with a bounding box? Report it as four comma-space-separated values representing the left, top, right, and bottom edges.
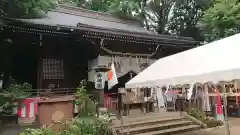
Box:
126, 33, 240, 88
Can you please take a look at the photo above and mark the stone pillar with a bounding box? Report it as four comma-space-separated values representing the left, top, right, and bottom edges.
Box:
92, 89, 104, 107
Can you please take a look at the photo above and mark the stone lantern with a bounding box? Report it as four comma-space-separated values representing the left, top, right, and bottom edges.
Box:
91, 65, 110, 107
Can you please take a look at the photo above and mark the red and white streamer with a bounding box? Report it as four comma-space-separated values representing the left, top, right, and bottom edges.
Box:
17, 98, 40, 119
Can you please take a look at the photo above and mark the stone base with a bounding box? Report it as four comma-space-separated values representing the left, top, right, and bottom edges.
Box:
99, 107, 107, 112
38, 96, 75, 133
18, 117, 35, 125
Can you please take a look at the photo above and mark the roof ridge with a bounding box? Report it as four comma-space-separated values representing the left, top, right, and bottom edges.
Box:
57, 4, 140, 25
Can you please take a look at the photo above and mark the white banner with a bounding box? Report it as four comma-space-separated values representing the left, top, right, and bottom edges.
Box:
108, 62, 118, 89
187, 84, 194, 100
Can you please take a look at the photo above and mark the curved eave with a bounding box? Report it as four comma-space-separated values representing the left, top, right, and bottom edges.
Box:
4, 17, 200, 47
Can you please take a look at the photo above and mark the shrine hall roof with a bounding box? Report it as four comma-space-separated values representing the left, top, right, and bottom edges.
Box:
12, 5, 199, 45
16, 5, 152, 33
18, 5, 152, 34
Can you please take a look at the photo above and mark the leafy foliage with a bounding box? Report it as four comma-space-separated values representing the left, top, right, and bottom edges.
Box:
3, 0, 57, 18
75, 80, 97, 117
64, 0, 210, 39
0, 83, 31, 115
108, 0, 142, 20
146, 0, 175, 34
75, 80, 88, 102
20, 114, 113, 135
60, 115, 112, 135
81, 0, 115, 12
20, 128, 55, 135
5, 0, 240, 42
59, 0, 116, 12
0, 0, 6, 30
198, 0, 240, 42
187, 107, 205, 121
187, 107, 223, 128
168, 0, 213, 40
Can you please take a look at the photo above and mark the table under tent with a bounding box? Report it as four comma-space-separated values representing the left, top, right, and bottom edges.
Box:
126, 33, 240, 118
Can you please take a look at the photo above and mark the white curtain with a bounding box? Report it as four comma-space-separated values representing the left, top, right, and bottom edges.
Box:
187, 84, 194, 100
203, 84, 211, 111
156, 87, 165, 108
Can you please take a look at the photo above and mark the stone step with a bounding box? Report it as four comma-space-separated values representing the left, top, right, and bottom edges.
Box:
113, 116, 186, 128
138, 125, 201, 135
126, 112, 180, 119
113, 114, 183, 125
119, 120, 193, 135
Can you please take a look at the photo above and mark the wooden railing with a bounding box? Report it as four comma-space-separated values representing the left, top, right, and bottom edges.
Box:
121, 91, 144, 104
24, 88, 120, 114
23, 88, 77, 97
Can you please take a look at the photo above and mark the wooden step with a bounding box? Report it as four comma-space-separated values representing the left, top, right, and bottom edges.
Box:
120, 120, 193, 135
138, 125, 201, 135
113, 116, 186, 128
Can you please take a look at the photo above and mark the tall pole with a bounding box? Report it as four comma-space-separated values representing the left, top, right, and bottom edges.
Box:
223, 85, 230, 135
223, 0, 230, 133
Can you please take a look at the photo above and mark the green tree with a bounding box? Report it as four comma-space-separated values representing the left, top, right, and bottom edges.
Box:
108, 0, 141, 19
0, 0, 5, 28
198, 0, 240, 42
75, 0, 115, 12
146, 0, 175, 34
3, 0, 57, 18
57, 0, 210, 39
59, 0, 116, 12
0, 1, 5, 79
61, 0, 146, 25
168, 0, 213, 40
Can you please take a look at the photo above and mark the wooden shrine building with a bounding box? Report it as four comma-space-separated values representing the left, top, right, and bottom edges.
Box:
0, 5, 200, 95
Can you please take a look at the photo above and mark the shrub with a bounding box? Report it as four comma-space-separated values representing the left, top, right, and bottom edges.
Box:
0, 83, 31, 115
20, 113, 113, 135
204, 119, 223, 128
187, 107, 224, 128
187, 108, 205, 121
74, 80, 97, 117
60, 113, 112, 135
20, 128, 55, 135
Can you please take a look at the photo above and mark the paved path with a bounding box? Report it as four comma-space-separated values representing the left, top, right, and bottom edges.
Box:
0, 126, 21, 135
179, 126, 238, 135
2, 117, 240, 135
179, 118, 240, 135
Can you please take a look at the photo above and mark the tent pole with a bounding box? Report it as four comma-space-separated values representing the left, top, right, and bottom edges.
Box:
223, 85, 231, 135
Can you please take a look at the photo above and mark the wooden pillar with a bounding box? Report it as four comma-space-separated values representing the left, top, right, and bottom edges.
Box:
118, 88, 125, 125
143, 88, 147, 114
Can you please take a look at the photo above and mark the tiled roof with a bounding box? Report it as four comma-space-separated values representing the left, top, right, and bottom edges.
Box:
13, 5, 198, 44
17, 5, 153, 34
